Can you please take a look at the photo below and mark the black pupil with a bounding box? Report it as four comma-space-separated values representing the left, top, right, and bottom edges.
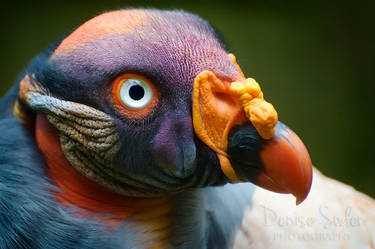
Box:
129, 85, 145, 101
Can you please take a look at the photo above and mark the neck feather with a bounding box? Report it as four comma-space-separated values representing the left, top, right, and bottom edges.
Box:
35, 114, 172, 246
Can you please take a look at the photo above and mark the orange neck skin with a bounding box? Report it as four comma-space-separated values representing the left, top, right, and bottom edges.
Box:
35, 114, 170, 227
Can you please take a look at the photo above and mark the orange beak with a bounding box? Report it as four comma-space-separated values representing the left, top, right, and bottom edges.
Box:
192, 70, 313, 204
227, 122, 313, 204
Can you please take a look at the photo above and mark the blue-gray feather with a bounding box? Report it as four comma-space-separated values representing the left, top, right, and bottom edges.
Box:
0, 86, 254, 249
0, 87, 129, 249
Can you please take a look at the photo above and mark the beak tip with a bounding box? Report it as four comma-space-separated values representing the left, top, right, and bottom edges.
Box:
295, 188, 310, 205
294, 165, 313, 205
259, 123, 313, 204
296, 197, 304, 205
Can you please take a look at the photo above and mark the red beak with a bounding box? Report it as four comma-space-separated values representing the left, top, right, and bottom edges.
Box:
192, 70, 313, 204
256, 122, 313, 204
227, 122, 312, 204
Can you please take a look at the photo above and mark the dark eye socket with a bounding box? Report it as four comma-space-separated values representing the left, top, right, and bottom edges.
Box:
129, 85, 145, 101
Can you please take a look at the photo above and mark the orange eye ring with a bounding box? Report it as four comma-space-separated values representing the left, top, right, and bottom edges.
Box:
112, 73, 158, 120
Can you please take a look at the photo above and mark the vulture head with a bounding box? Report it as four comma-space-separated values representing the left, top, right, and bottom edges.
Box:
18, 9, 312, 204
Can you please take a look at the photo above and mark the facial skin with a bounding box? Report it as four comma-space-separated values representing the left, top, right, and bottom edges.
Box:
21, 9, 239, 196
21, 9, 312, 201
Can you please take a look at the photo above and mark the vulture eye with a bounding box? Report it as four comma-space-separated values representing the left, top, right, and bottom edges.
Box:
112, 73, 158, 119
119, 78, 153, 109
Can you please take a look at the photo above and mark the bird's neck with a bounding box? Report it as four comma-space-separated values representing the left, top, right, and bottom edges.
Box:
35, 114, 172, 248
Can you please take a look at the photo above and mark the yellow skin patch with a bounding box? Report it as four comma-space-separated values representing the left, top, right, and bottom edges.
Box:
228, 53, 278, 139
192, 54, 278, 181
192, 70, 245, 181
230, 78, 278, 139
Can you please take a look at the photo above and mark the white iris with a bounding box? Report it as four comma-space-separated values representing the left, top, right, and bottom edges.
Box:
119, 78, 153, 110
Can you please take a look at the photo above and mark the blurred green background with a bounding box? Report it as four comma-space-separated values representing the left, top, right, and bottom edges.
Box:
1, 1, 374, 197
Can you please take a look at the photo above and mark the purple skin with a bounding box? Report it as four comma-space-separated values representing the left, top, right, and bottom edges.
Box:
49, 10, 239, 86
36, 9, 242, 193
153, 114, 197, 177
